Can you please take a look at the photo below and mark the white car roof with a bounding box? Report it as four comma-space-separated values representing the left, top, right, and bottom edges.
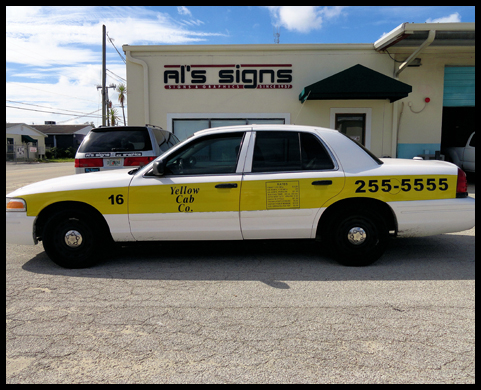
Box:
192, 124, 380, 174
194, 124, 339, 137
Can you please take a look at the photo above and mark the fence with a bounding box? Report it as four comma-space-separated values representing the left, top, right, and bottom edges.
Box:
6, 143, 44, 163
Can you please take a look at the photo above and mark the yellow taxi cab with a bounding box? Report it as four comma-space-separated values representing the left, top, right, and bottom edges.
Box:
6, 125, 475, 268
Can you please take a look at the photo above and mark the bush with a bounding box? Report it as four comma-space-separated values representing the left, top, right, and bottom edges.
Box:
46, 147, 59, 159
64, 147, 75, 158
45, 146, 77, 159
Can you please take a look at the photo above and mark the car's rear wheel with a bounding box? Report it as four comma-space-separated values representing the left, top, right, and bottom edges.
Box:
329, 210, 389, 266
42, 209, 105, 268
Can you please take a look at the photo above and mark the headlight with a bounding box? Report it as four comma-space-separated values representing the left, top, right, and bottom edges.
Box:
6, 198, 26, 212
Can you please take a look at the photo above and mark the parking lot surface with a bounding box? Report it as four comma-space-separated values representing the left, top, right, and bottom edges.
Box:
6, 163, 475, 383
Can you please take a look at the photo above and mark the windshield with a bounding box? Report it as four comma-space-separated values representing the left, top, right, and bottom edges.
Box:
78, 128, 152, 153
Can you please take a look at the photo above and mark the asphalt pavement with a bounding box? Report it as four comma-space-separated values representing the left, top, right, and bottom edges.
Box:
6, 162, 475, 383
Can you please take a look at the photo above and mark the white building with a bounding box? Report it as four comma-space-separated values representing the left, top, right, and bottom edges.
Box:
123, 22, 475, 159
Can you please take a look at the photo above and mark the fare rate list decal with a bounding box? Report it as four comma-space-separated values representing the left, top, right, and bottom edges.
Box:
266, 181, 300, 210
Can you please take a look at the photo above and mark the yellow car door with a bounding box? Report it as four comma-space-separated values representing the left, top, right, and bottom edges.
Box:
240, 130, 344, 239
129, 131, 249, 240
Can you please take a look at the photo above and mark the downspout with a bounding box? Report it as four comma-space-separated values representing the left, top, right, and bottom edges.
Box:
395, 30, 436, 77
125, 49, 150, 125
391, 29, 436, 157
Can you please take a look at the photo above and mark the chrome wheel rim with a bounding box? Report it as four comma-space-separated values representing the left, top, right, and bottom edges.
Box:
64, 230, 83, 247
347, 227, 366, 245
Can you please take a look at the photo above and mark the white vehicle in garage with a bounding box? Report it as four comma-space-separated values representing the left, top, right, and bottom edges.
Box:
444, 131, 475, 174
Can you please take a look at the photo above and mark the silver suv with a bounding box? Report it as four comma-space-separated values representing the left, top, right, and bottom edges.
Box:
75, 125, 179, 174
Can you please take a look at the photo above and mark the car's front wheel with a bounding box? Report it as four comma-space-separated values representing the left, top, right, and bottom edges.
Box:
42, 209, 107, 268
329, 210, 389, 266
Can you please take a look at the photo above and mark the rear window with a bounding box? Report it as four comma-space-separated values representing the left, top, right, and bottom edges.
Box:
78, 127, 153, 153
339, 132, 383, 165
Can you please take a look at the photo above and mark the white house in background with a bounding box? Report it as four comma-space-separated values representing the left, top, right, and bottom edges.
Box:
6, 123, 47, 161
32, 122, 93, 150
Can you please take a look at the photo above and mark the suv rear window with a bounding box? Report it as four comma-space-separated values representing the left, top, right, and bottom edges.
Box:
78, 127, 153, 153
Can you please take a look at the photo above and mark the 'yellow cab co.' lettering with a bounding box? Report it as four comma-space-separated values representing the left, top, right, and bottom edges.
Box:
170, 186, 200, 212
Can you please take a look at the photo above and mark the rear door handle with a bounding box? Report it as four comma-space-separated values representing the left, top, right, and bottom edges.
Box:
215, 183, 238, 189
312, 180, 332, 186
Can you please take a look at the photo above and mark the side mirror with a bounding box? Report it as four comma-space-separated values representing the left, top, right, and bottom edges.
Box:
152, 159, 166, 176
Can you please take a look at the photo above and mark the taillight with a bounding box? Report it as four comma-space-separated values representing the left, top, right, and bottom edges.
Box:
123, 156, 155, 166
75, 158, 103, 168
456, 168, 468, 198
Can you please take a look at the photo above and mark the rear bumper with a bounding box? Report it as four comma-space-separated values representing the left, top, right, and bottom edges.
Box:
5, 212, 37, 245
388, 197, 475, 237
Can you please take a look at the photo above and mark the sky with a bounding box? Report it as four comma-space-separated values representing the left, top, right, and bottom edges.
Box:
6, 6, 475, 127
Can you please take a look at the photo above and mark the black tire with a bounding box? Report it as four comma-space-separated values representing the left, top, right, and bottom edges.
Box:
42, 209, 107, 268
328, 210, 389, 266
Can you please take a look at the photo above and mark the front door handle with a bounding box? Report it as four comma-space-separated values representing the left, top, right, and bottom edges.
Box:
215, 183, 238, 189
312, 180, 332, 186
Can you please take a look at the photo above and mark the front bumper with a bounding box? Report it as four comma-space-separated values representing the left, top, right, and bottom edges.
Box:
5, 212, 37, 245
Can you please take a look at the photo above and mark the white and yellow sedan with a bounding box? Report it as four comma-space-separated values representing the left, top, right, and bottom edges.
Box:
6, 125, 475, 268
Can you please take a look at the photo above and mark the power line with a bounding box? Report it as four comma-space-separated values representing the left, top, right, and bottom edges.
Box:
106, 32, 126, 64
9, 82, 98, 103
6, 105, 102, 118
57, 108, 103, 124
106, 69, 126, 83
6, 100, 99, 116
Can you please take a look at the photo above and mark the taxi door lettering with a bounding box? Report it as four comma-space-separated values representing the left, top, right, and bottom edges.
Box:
170, 186, 199, 212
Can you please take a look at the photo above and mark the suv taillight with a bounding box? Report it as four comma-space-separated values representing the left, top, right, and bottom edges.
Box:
75, 158, 103, 168
124, 156, 155, 166
456, 168, 468, 198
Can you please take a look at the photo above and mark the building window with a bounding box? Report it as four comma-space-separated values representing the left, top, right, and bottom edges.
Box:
7, 138, 14, 153
335, 113, 366, 145
171, 116, 287, 141
330, 108, 372, 149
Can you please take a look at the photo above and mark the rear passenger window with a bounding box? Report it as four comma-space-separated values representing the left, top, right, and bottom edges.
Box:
252, 131, 300, 172
300, 132, 335, 170
252, 131, 334, 172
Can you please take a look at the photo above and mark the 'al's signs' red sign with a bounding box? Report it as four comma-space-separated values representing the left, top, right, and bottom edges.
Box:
164, 64, 292, 90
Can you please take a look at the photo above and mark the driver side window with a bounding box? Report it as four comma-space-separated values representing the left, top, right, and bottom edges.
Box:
165, 132, 245, 175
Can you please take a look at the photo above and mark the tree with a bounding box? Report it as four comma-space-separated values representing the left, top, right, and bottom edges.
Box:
109, 108, 120, 126
116, 83, 127, 126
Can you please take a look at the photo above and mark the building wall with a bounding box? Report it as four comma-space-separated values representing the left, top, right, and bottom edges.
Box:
125, 44, 474, 158
394, 50, 475, 158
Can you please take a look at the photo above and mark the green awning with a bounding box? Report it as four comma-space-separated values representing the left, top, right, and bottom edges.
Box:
299, 64, 412, 103
21, 135, 37, 143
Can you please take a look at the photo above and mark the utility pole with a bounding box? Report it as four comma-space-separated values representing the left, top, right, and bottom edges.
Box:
101, 24, 107, 126
97, 82, 116, 125
98, 25, 116, 126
